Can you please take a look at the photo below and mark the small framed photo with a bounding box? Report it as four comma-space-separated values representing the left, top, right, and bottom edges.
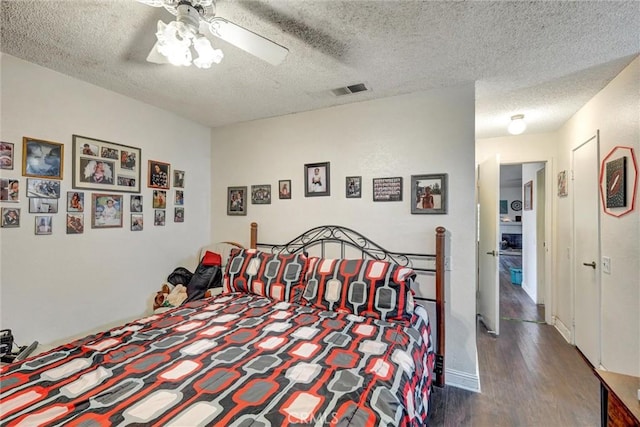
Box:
67, 191, 85, 212
1, 208, 21, 228
131, 213, 143, 231
500, 200, 508, 214
524, 180, 533, 211
91, 193, 123, 228
27, 178, 60, 199
373, 177, 403, 202
0, 178, 19, 202
130, 195, 143, 212
251, 184, 271, 204
153, 190, 167, 209
29, 198, 58, 213
227, 186, 247, 216
605, 157, 626, 208
174, 207, 184, 222
346, 176, 362, 198
72, 135, 141, 193
411, 174, 448, 214
35, 215, 53, 235
174, 170, 185, 188
305, 162, 330, 197
66, 213, 84, 234
175, 190, 184, 205
279, 180, 291, 199
22, 137, 63, 180
0, 142, 14, 170
557, 170, 568, 197
154, 209, 166, 226
148, 160, 170, 189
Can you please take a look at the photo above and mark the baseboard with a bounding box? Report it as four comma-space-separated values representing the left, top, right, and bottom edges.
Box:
553, 316, 572, 344
445, 367, 481, 393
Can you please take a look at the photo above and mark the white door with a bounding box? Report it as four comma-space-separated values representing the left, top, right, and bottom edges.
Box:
478, 155, 500, 335
572, 133, 600, 367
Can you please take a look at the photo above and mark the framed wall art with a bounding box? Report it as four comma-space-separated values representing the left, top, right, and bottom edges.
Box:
174, 170, 185, 188
153, 190, 167, 209
524, 180, 533, 210
67, 191, 84, 212
131, 214, 143, 231
72, 135, 141, 193
174, 207, 184, 222
66, 213, 84, 234
1, 207, 20, 228
0, 142, 14, 170
251, 184, 271, 204
29, 198, 58, 213
130, 195, 143, 212
279, 180, 291, 199
500, 200, 508, 214
27, 178, 60, 198
557, 170, 568, 197
148, 160, 170, 190
22, 137, 63, 179
35, 215, 53, 235
599, 145, 637, 218
175, 190, 184, 205
154, 210, 166, 226
346, 176, 362, 198
0, 179, 19, 202
411, 174, 447, 214
373, 177, 403, 202
91, 193, 123, 228
305, 162, 330, 197
227, 186, 247, 216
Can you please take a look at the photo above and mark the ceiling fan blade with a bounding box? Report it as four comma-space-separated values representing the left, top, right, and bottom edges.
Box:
146, 41, 170, 64
208, 17, 288, 66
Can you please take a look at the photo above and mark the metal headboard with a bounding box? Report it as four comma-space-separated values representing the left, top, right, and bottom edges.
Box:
249, 222, 447, 387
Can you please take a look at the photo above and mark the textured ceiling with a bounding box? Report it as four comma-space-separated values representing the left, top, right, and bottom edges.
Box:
1, 0, 638, 138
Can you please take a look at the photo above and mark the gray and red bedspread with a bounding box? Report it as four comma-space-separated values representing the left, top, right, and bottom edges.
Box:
0, 292, 434, 426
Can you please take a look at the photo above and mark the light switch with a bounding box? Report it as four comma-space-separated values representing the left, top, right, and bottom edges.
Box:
602, 256, 611, 274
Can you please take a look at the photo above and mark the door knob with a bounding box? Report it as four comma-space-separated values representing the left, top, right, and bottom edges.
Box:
582, 261, 596, 269
486, 250, 497, 256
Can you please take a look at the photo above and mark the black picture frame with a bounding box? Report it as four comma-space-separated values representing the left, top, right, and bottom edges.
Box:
373, 177, 403, 202
227, 186, 247, 216
72, 135, 140, 193
279, 180, 291, 199
411, 173, 448, 214
346, 176, 362, 198
304, 162, 330, 197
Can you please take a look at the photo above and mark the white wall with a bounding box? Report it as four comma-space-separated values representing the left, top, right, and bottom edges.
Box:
210, 85, 481, 391
557, 56, 639, 376
0, 54, 212, 348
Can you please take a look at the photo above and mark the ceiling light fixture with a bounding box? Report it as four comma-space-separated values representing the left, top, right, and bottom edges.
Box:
507, 114, 526, 135
154, 1, 223, 69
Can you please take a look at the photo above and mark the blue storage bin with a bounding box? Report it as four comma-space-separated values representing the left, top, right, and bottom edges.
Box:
510, 268, 522, 285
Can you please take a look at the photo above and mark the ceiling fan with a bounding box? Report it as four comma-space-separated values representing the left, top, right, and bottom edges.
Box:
137, 0, 288, 68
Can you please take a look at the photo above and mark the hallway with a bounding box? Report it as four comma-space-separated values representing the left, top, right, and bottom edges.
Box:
429, 254, 600, 426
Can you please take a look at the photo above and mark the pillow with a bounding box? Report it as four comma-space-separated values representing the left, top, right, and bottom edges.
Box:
302, 257, 416, 322
223, 248, 308, 303
201, 250, 222, 266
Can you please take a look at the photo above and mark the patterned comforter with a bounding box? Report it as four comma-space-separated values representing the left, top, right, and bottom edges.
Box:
0, 292, 434, 426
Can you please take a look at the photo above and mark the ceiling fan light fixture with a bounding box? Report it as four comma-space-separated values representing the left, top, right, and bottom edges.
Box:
193, 35, 224, 68
507, 114, 526, 135
155, 19, 223, 68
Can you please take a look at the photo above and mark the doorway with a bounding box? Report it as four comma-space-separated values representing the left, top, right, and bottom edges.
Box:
498, 163, 545, 323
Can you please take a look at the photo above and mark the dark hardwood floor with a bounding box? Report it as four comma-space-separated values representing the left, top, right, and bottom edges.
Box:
428, 254, 600, 426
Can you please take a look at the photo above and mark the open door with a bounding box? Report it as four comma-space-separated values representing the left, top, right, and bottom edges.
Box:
478, 155, 501, 335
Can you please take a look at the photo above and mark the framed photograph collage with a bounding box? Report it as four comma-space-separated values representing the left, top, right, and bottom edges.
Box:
1, 134, 187, 233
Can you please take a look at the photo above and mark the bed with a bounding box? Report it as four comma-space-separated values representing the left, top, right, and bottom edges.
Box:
0, 223, 447, 426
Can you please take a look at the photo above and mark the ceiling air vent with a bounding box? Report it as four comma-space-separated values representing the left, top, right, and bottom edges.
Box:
331, 83, 369, 97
